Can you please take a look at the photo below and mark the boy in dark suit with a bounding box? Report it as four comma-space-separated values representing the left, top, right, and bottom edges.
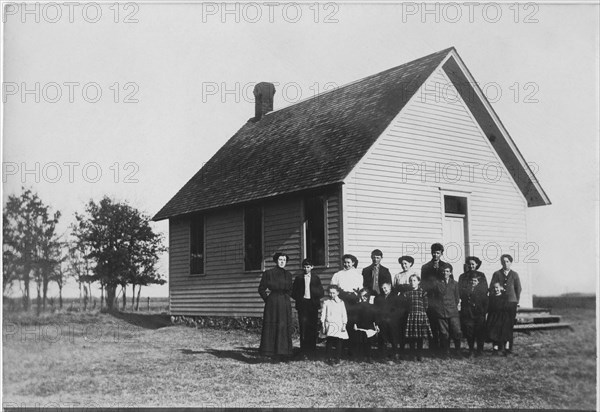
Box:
430, 265, 462, 357
362, 249, 392, 296
374, 282, 407, 361
460, 276, 488, 356
353, 288, 378, 363
291, 259, 324, 359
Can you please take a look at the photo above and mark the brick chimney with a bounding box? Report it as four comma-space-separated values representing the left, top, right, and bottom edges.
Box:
252, 82, 276, 122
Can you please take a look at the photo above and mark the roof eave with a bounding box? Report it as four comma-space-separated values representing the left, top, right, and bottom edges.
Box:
442, 51, 551, 208
152, 181, 345, 221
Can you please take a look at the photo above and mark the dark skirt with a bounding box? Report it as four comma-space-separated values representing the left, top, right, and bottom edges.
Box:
486, 311, 512, 343
259, 291, 293, 356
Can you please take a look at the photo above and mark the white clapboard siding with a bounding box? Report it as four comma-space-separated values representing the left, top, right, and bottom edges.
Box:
169, 188, 342, 316
343, 66, 533, 307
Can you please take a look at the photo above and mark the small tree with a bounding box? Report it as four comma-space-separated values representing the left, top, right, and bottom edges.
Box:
72, 197, 166, 311
3, 188, 61, 312
134, 271, 166, 311
129, 225, 166, 310
67, 240, 94, 310
3, 247, 20, 297
51, 246, 70, 310
35, 225, 63, 313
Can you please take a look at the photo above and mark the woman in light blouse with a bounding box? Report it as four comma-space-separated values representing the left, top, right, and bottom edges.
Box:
393, 255, 417, 294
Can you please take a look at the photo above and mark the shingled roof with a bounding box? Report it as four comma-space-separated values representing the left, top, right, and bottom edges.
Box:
154, 47, 549, 221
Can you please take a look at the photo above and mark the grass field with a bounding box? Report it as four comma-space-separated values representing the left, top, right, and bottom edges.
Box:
2, 302, 596, 409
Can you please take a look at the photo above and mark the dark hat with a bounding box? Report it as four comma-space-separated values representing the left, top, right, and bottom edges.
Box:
272, 252, 290, 263
398, 255, 415, 266
371, 249, 383, 257
465, 256, 482, 270
301, 258, 313, 266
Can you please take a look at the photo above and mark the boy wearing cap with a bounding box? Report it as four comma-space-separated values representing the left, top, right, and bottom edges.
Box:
362, 249, 392, 297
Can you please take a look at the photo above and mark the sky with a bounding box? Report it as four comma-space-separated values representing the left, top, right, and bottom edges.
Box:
2, 2, 598, 299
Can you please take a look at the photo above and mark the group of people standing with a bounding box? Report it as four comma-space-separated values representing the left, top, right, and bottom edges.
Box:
257, 243, 521, 364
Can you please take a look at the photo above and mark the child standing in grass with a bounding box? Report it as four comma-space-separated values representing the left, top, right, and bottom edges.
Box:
460, 276, 489, 357
486, 282, 512, 356
403, 275, 432, 361
353, 288, 378, 363
430, 265, 462, 357
321, 285, 349, 365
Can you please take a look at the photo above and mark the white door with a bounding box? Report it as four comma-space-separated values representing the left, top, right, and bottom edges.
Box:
443, 214, 466, 266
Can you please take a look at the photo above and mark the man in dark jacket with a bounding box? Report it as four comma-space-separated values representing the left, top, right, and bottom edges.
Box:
362, 249, 392, 296
420, 242, 451, 351
291, 259, 324, 358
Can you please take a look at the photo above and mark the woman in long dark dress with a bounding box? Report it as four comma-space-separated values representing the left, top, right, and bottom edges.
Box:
258, 252, 294, 360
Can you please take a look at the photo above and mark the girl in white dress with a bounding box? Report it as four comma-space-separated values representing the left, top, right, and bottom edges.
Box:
321, 285, 349, 365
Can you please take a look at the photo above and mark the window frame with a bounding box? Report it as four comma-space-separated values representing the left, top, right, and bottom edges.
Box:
189, 214, 206, 276
302, 194, 329, 268
243, 204, 264, 273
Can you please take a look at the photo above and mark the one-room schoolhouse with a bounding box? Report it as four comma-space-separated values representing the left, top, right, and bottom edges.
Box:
153, 47, 550, 317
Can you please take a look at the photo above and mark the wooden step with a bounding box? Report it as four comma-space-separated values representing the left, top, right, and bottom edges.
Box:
517, 307, 550, 313
516, 314, 562, 324
514, 322, 571, 331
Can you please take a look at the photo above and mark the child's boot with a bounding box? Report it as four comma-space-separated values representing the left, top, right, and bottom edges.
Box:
453, 338, 462, 357
492, 343, 500, 356
475, 342, 484, 357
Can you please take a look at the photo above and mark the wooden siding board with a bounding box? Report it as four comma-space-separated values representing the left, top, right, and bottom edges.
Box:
343, 66, 533, 307
169, 188, 342, 317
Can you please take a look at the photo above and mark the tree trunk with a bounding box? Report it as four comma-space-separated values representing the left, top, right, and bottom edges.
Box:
83, 284, 89, 311
58, 284, 63, 309
36, 283, 41, 316
100, 284, 104, 310
122, 285, 127, 311
23, 267, 31, 311
136, 286, 141, 311
78, 280, 83, 311
42, 277, 49, 311
105, 284, 117, 311
131, 284, 136, 310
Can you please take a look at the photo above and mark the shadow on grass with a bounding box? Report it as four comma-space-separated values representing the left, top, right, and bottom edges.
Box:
178, 346, 306, 364
108, 311, 172, 330
180, 347, 264, 364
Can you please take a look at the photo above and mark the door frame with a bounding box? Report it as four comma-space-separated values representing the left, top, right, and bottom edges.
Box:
438, 188, 472, 264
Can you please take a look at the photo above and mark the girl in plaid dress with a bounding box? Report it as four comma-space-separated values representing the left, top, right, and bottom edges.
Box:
403, 274, 432, 361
